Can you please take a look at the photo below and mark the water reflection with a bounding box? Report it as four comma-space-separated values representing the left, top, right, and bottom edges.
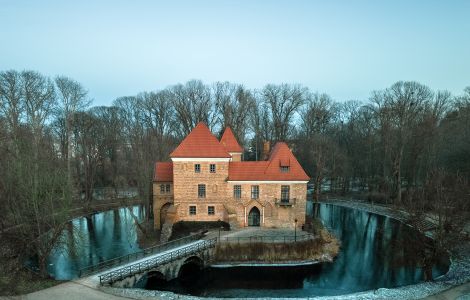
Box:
46, 206, 145, 280
150, 203, 448, 297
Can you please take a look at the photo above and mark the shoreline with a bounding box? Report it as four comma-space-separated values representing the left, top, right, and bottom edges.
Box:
210, 260, 323, 268
103, 199, 470, 299
15, 199, 470, 299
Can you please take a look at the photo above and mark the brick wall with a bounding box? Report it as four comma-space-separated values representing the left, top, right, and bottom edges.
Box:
154, 161, 307, 230
225, 183, 307, 228
173, 161, 230, 222
153, 182, 174, 229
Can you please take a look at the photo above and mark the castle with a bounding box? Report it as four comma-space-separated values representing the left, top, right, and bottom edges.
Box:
153, 122, 309, 230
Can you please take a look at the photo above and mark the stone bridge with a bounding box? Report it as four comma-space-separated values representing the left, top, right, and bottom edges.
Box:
96, 238, 216, 288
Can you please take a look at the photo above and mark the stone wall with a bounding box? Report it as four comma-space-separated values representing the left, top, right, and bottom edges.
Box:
153, 161, 307, 229
153, 181, 174, 229
225, 182, 307, 228
173, 161, 230, 222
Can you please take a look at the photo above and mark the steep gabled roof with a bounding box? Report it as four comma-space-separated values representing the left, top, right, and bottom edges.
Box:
220, 127, 243, 153
228, 142, 309, 181
170, 122, 231, 158
154, 162, 173, 182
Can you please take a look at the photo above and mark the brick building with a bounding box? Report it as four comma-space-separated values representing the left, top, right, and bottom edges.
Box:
153, 122, 310, 230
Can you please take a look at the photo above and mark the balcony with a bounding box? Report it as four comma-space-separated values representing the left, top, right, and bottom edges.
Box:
275, 198, 296, 206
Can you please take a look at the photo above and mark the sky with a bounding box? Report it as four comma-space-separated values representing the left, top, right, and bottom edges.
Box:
1, 0, 469, 106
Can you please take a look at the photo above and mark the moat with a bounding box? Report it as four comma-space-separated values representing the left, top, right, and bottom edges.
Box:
43, 203, 449, 297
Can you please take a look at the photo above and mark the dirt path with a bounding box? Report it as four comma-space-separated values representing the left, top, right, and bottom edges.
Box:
425, 281, 470, 299
0, 281, 132, 300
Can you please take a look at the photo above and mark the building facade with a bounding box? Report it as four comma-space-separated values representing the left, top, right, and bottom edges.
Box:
153, 123, 310, 230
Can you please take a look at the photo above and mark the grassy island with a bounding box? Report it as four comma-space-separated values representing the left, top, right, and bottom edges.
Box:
213, 228, 340, 264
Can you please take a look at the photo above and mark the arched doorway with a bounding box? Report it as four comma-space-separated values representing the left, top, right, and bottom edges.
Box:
248, 207, 261, 226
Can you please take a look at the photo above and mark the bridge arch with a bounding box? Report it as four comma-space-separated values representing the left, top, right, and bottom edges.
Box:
144, 270, 166, 289
178, 255, 204, 284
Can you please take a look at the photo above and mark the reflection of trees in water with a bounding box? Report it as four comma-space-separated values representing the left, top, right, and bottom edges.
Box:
313, 203, 448, 290
46, 205, 146, 279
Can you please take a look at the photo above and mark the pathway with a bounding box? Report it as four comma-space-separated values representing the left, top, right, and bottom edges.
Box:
425, 281, 470, 299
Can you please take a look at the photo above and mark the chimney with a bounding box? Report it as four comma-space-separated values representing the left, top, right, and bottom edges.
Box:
262, 141, 270, 160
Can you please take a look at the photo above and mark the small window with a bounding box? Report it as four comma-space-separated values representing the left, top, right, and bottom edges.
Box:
208, 206, 215, 215
233, 185, 241, 199
198, 184, 206, 198
195, 164, 201, 173
189, 206, 196, 215
210, 164, 216, 173
160, 184, 165, 194
165, 184, 171, 193
251, 185, 259, 199
281, 185, 290, 202
280, 166, 290, 173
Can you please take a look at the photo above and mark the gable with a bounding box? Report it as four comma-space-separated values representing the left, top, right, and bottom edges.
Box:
228, 142, 309, 181
220, 127, 243, 153
170, 122, 231, 158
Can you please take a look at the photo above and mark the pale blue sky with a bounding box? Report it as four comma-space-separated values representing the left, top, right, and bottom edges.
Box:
1, 0, 469, 105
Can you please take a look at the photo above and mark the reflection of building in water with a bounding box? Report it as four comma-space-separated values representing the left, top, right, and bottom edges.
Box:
153, 122, 309, 229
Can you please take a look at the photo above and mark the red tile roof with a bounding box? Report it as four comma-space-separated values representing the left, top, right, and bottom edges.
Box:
154, 162, 173, 182
220, 127, 243, 153
170, 122, 231, 158
228, 142, 309, 181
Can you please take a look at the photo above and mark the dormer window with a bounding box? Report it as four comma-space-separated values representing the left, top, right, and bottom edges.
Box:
280, 166, 290, 173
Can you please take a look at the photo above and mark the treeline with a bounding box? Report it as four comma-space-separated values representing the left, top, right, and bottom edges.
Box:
1, 70, 469, 276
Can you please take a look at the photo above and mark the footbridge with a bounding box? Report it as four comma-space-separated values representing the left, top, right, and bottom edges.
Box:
78, 233, 217, 288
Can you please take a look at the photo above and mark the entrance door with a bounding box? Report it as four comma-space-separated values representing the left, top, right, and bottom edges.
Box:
248, 207, 261, 226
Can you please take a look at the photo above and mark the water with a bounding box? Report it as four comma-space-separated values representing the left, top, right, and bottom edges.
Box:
42, 203, 449, 297
43, 205, 145, 280
143, 203, 449, 297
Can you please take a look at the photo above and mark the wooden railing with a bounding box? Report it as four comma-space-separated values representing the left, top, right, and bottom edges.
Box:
78, 232, 205, 277
98, 237, 217, 285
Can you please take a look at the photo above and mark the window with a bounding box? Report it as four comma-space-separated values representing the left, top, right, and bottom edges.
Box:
198, 184, 206, 198
251, 185, 259, 199
233, 185, 242, 199
280, 166, 290, 173
165, 184, 171, 193
210, 164, 216, 173
281, 185, 290, 202
195, 164, 201, 173
160, 184, 165, 194
189, 206, 196, 215
208, 206, 215, 215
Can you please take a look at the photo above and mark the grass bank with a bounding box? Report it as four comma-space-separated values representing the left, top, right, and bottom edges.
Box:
213, 229, 340, 263
0, 253, 61, 296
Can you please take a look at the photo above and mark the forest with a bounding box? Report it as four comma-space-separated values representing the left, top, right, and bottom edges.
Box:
1, 69, 469, 277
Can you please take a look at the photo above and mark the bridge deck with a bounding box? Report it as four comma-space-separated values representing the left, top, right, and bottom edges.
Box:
79, 239, 209, 286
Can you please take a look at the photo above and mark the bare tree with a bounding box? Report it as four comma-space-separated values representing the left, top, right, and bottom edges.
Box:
170, 80, 216, 137
370, 81, 434, 204
73, 110, 104, 206
55, 76, 90, 192
262, 84, 307, 141
299, 93, 338, 204
0, 70, 23, 148
213, 82, 255, 143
